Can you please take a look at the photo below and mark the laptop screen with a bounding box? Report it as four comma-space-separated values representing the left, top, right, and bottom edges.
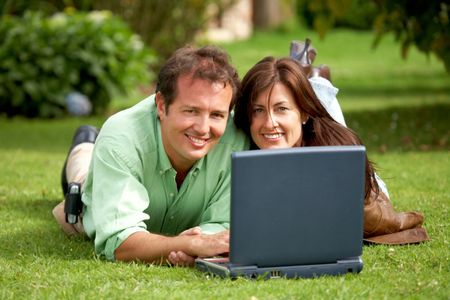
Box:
230, 146, 366, 267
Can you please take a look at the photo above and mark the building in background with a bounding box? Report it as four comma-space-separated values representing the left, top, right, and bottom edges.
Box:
204, 0, 252, 42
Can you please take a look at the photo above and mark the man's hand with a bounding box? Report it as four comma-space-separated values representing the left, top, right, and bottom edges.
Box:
187, 229, 229, 258
114, 229, 229, 266
168, 251, 195, 267
168, 228, 230, 267
168, 227, 202, 267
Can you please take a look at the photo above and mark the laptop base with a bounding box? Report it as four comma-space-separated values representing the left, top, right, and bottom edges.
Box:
196, 256, 363, 279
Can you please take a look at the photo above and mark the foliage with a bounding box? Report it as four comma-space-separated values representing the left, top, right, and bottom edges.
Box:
295, 0, 450, 73
373, 0, 450, 73
1, 0, 233, 72
91, 0, 233, 71
296, 0, 353, 36
0, 0, 93, 15
297, 0, 377, 31
0, 10, 155, 118
336, 0, 378, 30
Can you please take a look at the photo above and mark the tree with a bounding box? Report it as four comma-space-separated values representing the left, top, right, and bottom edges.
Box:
253, 0, 283, 29
302, 0, 450, 73
373, 0, 450, 72
252, 0, 296, 30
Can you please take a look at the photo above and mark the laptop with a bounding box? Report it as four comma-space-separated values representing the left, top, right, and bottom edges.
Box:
195, 145, 366, 279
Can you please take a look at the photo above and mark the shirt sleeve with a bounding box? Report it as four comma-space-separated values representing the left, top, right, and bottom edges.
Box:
85, 136, 150, 261
198, 168, 231, 234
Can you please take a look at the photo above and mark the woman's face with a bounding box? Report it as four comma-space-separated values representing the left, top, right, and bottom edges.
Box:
250, 83, 304, 149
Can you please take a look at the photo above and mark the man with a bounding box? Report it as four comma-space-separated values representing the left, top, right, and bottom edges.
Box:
52, 45, 249, 265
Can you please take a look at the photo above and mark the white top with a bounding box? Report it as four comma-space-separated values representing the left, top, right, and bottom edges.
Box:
309, 76, 346, 126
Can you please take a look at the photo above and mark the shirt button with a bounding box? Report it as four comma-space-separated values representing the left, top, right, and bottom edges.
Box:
170, 216, 174, 220
169, 192, 174, 197
159, 170, 163, 175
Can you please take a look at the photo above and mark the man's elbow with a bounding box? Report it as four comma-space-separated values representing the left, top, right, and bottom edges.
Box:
113, 231, 148, 262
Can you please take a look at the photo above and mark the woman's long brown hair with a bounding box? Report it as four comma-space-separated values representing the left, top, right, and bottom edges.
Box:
234, 56, 379, 199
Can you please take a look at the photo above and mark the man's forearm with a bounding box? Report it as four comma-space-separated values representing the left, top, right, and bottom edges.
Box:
114, 230, 229, 264
114, 231, 191, 263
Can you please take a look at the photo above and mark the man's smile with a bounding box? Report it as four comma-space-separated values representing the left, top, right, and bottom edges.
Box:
186, 134, 211, 146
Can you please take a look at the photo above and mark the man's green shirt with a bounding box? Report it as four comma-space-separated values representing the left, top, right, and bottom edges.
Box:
81, 95, 249, 261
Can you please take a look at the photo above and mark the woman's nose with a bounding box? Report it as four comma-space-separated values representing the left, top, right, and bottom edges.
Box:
264, 112, 278, 128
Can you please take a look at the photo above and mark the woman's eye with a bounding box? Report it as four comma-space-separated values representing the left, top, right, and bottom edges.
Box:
277, 106, 289, 112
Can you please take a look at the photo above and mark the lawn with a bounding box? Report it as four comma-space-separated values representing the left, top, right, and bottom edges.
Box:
0, 27, 449, 299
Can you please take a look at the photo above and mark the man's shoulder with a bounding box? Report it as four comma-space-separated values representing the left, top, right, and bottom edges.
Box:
97, 95, 157, 149
103, 95, 155, 129
100, 95, 154, 134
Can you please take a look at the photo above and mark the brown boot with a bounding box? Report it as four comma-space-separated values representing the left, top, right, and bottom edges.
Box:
363, 190, 429, 245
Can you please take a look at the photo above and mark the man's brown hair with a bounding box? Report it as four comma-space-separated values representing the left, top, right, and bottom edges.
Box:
156, 45, 240, 111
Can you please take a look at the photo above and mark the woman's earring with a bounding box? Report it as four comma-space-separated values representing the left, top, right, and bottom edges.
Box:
302, 116, 309, 125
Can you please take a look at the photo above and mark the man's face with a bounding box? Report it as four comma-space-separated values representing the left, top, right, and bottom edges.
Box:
156, 74, 232, 173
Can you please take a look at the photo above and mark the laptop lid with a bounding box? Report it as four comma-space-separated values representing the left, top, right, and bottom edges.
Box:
229, 145, 366, 268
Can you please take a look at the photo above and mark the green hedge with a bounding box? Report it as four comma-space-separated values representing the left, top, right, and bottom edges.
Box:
0, 10, 155, 118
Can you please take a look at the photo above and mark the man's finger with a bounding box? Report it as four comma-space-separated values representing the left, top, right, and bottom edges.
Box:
176, 251, 196, 267
168, 251, 179, 265
168, 251, 195, 267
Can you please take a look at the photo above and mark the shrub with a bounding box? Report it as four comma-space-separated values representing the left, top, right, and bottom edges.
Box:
0, 10, 155, 118
296, 0, 377, 32
91, 0, 226, 71
2, 0, 229, 74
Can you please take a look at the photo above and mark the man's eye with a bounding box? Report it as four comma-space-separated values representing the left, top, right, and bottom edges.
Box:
211, 113, 225, 119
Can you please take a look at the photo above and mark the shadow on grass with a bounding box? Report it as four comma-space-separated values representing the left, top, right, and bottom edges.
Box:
0, 227, 94, 261
341, 85, 450, 98
344, 103, 449, 153
0, 197, 93, 261
0, 116, 105, 153
0, 197, 59, 222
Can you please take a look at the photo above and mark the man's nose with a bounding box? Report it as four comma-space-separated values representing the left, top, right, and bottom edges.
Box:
193, 115, 210, 135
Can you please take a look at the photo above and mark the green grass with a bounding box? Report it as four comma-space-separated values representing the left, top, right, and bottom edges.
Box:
1, 28, 449, 299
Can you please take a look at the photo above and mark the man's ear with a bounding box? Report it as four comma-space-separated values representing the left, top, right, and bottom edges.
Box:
155, 92, 166, 118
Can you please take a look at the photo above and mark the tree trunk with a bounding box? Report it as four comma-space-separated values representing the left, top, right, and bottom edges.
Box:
252, 0, 282, 30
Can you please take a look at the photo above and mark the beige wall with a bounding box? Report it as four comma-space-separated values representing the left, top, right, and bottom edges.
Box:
204, 0, 253, 42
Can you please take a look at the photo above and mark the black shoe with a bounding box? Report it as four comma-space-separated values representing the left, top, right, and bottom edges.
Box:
61, 125, 99, 195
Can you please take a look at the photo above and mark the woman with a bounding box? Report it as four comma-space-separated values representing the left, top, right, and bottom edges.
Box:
234, 56, 429, 244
